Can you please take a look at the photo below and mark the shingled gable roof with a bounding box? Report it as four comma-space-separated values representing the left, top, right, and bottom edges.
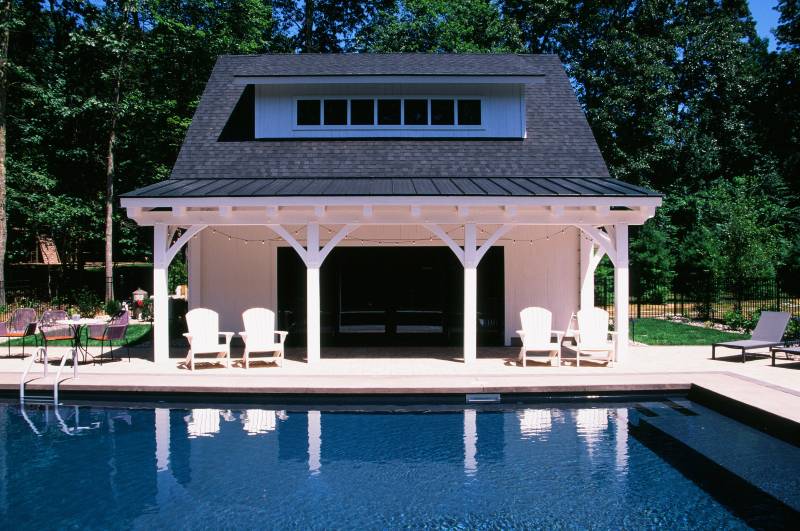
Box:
123, 53, 660, 199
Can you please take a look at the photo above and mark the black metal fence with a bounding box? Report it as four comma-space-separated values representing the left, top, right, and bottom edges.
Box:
596, 275, 800, 322
0, 265, 154, 322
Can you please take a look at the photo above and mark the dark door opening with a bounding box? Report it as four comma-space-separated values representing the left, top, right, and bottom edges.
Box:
278, 246, 504, 347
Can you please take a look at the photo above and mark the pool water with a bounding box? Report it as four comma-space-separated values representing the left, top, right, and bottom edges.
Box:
0, 398, 797, 529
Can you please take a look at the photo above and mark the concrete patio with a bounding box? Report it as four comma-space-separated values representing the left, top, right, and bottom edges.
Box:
0, 343, 798, 424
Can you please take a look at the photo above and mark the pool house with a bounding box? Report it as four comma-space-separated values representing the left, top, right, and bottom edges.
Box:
120, 53, 661, 366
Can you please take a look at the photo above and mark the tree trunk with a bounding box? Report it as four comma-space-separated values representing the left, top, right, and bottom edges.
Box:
104, 112, 116, 302
303, 0, 314, 52
104, 3, 130, 302
0, 0, 11, 307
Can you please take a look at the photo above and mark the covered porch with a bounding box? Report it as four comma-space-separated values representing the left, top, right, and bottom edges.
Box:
122, 189, 660, 367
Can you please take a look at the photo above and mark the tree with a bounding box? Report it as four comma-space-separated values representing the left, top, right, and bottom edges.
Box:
274, 0, 393, 52
0, 0, 10, 306
776, 0, 800, 47
359, 0, 522, 52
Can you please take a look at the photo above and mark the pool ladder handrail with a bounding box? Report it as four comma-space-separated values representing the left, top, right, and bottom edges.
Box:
20, 347, 78, 404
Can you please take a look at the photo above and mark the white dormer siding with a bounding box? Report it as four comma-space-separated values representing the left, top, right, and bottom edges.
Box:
254, 83, 526, 139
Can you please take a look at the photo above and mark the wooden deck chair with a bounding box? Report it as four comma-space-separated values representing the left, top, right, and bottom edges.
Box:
574, 308, 616, 367
240, 308, 288, 368
183, 308, 233, 370
517, 307, 564, 367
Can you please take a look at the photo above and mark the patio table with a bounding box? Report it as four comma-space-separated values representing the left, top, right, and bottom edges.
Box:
55, 318, 108, 364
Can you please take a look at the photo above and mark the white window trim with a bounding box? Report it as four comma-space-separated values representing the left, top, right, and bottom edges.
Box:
291, 96, 485, 131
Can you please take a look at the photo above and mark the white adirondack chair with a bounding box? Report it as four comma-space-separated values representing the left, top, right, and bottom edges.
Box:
517, 307, 564, 367
240, 308, 288, 368
574, 308, 616, 367
183, 308, 234, 370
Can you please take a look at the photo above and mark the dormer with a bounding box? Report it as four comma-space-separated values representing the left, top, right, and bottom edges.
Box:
222, 54, 543, 140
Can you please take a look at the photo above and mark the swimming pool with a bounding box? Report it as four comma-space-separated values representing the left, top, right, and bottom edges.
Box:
1, 397, 798, 529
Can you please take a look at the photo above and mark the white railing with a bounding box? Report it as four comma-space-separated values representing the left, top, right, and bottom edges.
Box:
53, 348, 78, 405
19, 347, 47, 403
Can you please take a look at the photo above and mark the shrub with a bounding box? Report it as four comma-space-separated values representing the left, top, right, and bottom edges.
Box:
71, 289, 102, 317
104, 299, 123, 317
723, 309, 749, 331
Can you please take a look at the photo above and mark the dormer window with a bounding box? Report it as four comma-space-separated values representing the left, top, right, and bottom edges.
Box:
323, 99, 347, 125
377, 99, 401, 125
404, 100, 428, 125
350, 99, 374, 125
431, 100, 454, 125
293, 97, 482, 129
296, 99, 321, 126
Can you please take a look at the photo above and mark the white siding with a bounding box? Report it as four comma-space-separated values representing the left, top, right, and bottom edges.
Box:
188, 226, 277, 333
254, 83, 524, 139
189, 225, 579, 345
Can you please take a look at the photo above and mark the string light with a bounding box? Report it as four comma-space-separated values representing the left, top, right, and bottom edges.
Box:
205, 225, 571, 247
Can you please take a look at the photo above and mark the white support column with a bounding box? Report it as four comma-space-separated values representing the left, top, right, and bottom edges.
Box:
580, 235, 594, 311
424, 223, 509, 364
267, 223, 355, 365
306, 223, 321, 365
580, 236, 606, 311
613, 224, 629, 363
153, 224, 170, 364
463, 223, 478, 365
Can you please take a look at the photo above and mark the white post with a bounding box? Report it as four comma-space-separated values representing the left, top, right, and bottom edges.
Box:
463, 223, 478, 364
306, 223, 321, 365
580, 235, 595, 311
153, 224, 170, 364
613, 224, 629, 363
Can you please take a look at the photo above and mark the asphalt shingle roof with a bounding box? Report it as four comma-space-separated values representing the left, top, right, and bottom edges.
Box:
123, 53, 657, 198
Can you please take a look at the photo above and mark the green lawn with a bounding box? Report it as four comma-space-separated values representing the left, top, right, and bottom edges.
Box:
630, 318, 747, 346
2, 324, 152, 348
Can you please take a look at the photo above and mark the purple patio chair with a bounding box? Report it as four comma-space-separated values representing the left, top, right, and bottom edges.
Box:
38, 309, 74, 361
0, 308, 38, 358
88, 310, 131, 364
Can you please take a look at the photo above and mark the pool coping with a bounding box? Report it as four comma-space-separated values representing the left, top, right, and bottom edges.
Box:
2, 370, 799, 430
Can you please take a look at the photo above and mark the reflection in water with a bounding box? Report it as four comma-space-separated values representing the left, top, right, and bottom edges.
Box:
156, 409, 170, 472
185, 409, 221, 438
4, 401, 791, 529
242, 409, 286, 435
518, 409, 552, 439
308, 410, 321, 476
615, 408, 628, 473
464, 409, 477, 476
576, 408, 610, 453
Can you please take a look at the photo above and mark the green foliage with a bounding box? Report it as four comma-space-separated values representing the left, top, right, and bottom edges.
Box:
104, 299, 123, 317
360, 0, 523, 52
723, 307, 778, 333
72, 289, 103, 317
168, 253, 188, 292
673, 175, 792, 283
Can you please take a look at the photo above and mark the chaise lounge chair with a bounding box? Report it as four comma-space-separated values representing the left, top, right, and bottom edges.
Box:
712, 311, 790, 363
517, 307, 563, 367
769, 344, 800, 367
240, 308, 288, 368
573, 308, 616, 367
183, 308, 233, 370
